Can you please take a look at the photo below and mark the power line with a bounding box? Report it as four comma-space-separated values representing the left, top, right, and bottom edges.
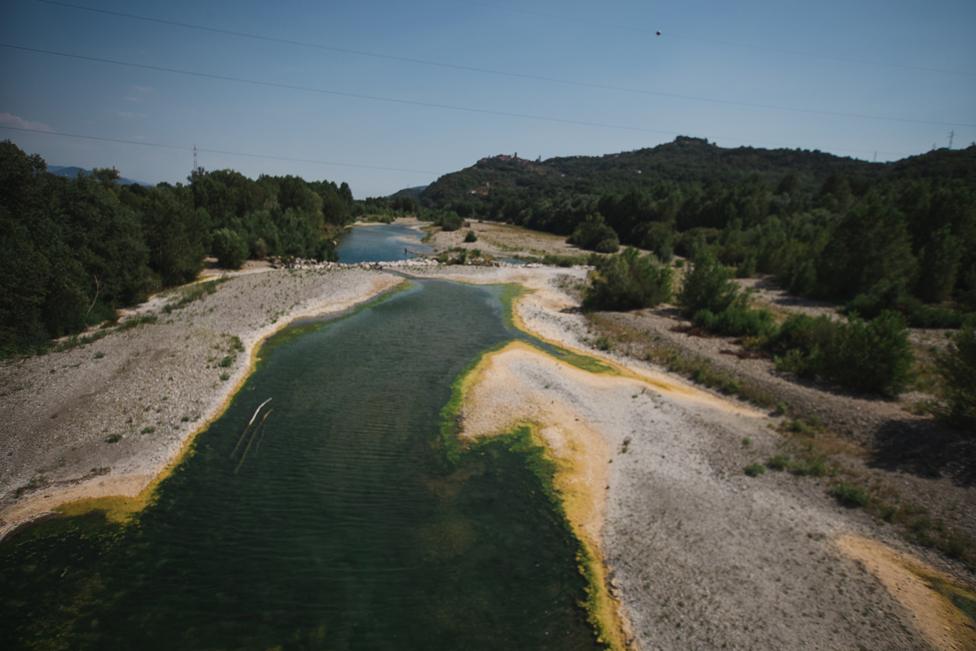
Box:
28, 0, 975, 129
0, 42, 919, 159
0, 125, 437, 174
0, 42, 677, 136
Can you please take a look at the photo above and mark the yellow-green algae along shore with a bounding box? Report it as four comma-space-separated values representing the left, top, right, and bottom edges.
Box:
450, 284, 641, 648
440, 340, 629, 650
40, 276, 411, 529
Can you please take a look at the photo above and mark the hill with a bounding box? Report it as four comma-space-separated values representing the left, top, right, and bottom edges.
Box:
414, 137, 976, 322
388, 185, 428, 200
48, 164, 147, 187
421, 136, 975, 213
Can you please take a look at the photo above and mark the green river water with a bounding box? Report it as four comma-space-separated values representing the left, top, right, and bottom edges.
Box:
0, 280, 604, 650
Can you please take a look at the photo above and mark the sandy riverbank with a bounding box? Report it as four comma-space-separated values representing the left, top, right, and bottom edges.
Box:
404, 264, 973, 650
0, 268, 401, 538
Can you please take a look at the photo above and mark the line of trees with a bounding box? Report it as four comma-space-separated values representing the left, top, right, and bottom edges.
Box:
426, 145, 976, 327
0, 141, 355, 355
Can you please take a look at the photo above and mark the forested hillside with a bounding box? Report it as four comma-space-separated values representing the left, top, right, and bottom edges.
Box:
0, 141, 355, 355
420, 137, 976, 323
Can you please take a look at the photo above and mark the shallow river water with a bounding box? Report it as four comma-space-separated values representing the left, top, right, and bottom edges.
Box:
0, 279, 603, 650
335, 222, 431, 263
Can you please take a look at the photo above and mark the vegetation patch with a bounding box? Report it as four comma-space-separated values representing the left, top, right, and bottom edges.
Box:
936, 323, 976, 431
583, 248, 673, 311
830, 483, 869, 508
744, 463, 766, 477
766, 311, 913, 397
163, 278, 226, 313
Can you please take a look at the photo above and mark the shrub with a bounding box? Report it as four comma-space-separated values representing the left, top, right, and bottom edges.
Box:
211, 228, 248, 269
846, 290, 968, 329
766, 312, 913, 397
218, 355, 233, 368
568, 214, 620, 253
830, 483, 869, 508
937, 323, 976, 431
692, 299, 777, 338
744, 463, 766, 477
766, 455, 791, 471
789, 457, 829, 477
464, 230, 478, 243
582, 248, 673, 311
431, 210, 463, 231
678, 253, 738, 317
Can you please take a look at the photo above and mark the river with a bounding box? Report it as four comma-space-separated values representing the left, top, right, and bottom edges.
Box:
335, 222, 431, 263
0, 226, 604, 650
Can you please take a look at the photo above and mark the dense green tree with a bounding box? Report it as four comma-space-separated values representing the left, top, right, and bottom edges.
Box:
937, 324, 976, 430
568, 214, 619, 253
135, 185, 208, 286
916, 226, 963, 303
0, 142, 357, 355
817, 195, 917, 300
582, 248, 673, 311
678, 253, 738, 317
211, 228, 248, 269
768, 312, 913, 397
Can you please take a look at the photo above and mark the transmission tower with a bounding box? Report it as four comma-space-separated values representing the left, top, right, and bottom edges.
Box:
193, 144, 198, 171
948, 130, 955, 149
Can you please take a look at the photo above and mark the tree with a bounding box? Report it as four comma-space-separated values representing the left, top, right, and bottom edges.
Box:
678, 252, 738, 317
138, 185, 208, 286
211, 228, 248, 269
568, 213, 619, 253
583, 248, 673, 311
916, 226, 963, 303
817, 194, 917, 300
937, 324, 976, 430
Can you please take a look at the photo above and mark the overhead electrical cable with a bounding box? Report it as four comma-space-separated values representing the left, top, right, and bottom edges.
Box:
0, 42, 917, 159
27, 0, 975, 128
0, 125, 437, 174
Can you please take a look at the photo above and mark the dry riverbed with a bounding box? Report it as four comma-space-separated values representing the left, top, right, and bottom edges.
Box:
2, 251, 974, 650
405, 264, 976, 650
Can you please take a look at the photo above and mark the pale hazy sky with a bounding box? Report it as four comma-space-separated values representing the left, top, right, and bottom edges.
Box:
2, 0, 974, 196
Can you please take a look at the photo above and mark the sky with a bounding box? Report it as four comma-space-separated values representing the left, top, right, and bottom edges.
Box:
1, 0, 974, 197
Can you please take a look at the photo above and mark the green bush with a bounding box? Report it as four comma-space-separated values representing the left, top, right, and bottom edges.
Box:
692, 298, 777, 338
678, 253, 738, 317
211, 228, 248, 269
846, 289, 968, 329
582, 248, 673, 311
568, 214, 620, 253
464, 230, 478, 243
431, 210, 463, 231
744, 463, 766, 477
766, 455, 790, 471
937, 323, 976, 431
767, 312, 913, 397
830, 483, 869, 508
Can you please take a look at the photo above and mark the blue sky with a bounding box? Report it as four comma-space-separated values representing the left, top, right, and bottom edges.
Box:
1, 0, 974, 197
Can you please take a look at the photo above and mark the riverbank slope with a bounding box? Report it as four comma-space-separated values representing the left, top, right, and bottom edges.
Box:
404, 264, 975, 651
0, 268, 401, 537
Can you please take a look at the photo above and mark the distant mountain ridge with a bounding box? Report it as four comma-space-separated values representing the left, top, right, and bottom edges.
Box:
420, 136, 975, 208
388, 185, 428, 200
48, 164, 148, 187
